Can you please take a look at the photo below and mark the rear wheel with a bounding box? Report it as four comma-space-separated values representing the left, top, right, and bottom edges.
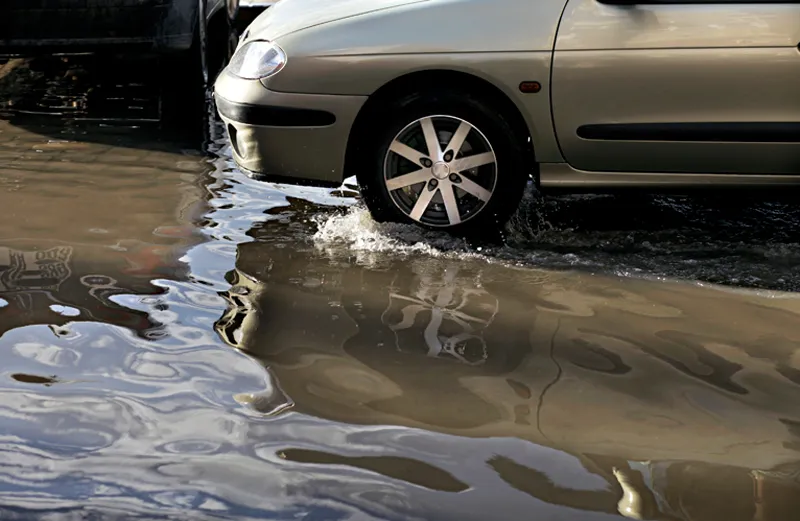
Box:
206, 1, 239, 86
227, 0, 240, 22
161, 2, 236, 135
356, 90, 529, 235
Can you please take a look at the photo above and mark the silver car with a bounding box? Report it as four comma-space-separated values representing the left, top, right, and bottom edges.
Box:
214, 0, 800, 233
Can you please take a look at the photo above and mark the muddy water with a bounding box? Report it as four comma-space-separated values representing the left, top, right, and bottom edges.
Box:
1, 96, 800, 519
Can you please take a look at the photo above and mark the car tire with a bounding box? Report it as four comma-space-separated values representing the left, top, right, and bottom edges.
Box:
161, 2, 236, 136
227, 0, 240, 22
206, 11, 238, 86
356, 89, 530, 235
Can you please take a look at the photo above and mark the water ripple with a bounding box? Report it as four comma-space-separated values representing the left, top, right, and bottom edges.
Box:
2, 96, 800, 520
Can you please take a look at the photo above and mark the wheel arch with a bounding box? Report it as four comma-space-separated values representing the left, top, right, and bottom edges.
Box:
343, 69, 538, 184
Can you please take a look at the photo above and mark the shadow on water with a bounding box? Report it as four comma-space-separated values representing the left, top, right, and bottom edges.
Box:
0, 51, 217, 150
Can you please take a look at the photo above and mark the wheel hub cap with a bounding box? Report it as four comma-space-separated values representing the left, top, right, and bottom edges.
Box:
431, 161, 450, 180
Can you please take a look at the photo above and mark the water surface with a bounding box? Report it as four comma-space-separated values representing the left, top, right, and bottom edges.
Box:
1, 62, 800, 520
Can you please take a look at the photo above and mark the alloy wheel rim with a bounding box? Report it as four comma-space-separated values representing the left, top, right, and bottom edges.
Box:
383, 115, 498, 227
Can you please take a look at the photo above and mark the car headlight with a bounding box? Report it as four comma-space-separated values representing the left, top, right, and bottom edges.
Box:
227, 40, 287, 80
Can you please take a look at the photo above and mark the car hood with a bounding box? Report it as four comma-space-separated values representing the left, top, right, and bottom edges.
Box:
244, 0, 430, 41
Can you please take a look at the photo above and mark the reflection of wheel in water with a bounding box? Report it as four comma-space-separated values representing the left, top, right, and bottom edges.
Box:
381, 263, 498, 365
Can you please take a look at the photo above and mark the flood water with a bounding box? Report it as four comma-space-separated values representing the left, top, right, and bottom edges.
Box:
1, 54, 800, 520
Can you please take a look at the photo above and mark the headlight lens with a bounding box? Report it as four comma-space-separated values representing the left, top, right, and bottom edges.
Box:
227, 40, 287, 80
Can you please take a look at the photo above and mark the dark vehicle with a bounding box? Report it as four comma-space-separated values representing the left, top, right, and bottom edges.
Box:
1, 1, 240, 86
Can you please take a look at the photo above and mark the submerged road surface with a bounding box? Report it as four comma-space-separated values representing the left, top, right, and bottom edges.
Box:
0, 54, 799, 520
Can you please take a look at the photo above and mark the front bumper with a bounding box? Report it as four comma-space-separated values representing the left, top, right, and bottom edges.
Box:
214, 69, 367, 186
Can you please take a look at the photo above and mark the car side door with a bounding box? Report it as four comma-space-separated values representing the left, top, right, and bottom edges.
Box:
551, 0, 800, 175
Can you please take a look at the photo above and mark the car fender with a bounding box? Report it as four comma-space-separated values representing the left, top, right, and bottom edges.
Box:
260, 0, 568, 162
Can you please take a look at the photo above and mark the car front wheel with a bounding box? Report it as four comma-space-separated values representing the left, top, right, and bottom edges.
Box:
357, 90, 529, 235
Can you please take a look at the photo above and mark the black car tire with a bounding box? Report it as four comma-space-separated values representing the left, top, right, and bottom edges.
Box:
206, 6, 238, 86
227, 0, 240, 22
356, 89, 530, 235
161, 1, 235, 134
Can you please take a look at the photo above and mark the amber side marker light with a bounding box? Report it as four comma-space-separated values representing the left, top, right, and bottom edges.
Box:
519, 81, 541, 93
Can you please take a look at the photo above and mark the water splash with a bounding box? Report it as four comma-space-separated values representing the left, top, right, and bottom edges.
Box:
309, 188, 800, 292
312, 205, 471, 258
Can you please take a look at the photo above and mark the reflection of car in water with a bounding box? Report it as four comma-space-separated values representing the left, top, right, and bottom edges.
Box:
216, 0, 800, 234
215, 254, 536, 429
214, 235, 800, 519
491, 454, 800, 521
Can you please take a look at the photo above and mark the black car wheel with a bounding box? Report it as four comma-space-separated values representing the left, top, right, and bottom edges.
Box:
227, 0, 240, 22
357, 89, 529, 235
205, 3, 238, 86
161, 1, 236, 132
